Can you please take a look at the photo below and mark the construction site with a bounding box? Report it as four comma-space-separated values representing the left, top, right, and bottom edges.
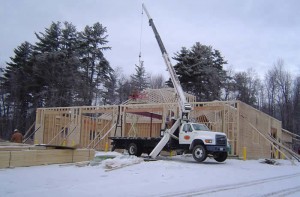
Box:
32, 88, 298, 160
1, 87, 299, 168
1, 3, 300, 168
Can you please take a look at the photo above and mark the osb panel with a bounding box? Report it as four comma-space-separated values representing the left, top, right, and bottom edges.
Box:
238, 102, 281, 159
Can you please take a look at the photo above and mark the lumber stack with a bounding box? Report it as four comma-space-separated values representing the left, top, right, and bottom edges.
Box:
0, 143, 95, 168
73, 148, 95, 162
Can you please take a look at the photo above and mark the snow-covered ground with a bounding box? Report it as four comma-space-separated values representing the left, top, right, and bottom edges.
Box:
1, 151, 300, 197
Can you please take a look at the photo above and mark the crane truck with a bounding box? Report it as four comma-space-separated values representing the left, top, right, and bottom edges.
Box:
109, 4, 228, 162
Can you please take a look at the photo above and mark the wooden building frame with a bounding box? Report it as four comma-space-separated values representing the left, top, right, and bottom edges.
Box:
34, 88, 294, 160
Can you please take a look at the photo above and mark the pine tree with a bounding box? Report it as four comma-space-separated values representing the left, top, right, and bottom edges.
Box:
102, 71, 118, 105
34, 22, 62, 53
2, 42, 34, 132
32, 22, 83, 107
130, 61, 149, 92
78, 22, 113, 105
0, 21, 114, 138
172, 42, 227, 101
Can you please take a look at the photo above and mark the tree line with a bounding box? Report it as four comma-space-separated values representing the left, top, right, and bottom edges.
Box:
0, 21, 299, 140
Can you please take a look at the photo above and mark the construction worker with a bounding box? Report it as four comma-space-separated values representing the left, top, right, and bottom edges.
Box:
11, 129, 23, 143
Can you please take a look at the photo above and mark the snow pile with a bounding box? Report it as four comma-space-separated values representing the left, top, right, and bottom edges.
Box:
95, 151, 123, 157
102, 155, 144, 170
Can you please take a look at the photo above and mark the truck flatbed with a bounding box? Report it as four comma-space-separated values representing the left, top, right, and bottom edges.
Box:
109, 136, 163, 156
109, 137, 162, 141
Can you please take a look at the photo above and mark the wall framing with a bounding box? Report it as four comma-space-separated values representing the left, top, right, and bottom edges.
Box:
34, 89, 292, 159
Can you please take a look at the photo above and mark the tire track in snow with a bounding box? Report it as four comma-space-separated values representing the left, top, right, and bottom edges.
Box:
261, 186, 300, 197
159, 173, 300, 197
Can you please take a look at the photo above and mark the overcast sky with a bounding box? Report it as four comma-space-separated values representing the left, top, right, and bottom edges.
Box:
1, 0, 300, 79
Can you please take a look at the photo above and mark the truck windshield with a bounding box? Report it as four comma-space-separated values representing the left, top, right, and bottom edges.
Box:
192, 124, 210, 131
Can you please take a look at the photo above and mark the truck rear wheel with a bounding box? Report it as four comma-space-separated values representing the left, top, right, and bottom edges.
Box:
128, 143, 142, 157
192, 145, 207, 162
214, 152, 227, 162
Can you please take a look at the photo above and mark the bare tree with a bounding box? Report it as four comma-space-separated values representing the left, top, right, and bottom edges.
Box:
233, 68, 261, 107
293, 76, 300, 134
257, 82, 266, 111
0, 67, 4, 117
265, 68, 278, 117
221, 66, 236, 101
116, 74, 132, 104
273, 59, 293, 130
148, 73, 166, 89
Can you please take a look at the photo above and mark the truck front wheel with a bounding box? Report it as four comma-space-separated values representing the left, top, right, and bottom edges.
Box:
128, 143, 142, 156
214, 152, 228, 162
192, 145, 207, 162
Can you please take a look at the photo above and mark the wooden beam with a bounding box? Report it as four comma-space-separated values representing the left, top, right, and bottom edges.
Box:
81, 109, 115, 114
128, 112, 162, 120
193, 106, 224, 111
125, 107, 162, 113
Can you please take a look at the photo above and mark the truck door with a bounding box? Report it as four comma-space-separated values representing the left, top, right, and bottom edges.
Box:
179, 123, 194, 144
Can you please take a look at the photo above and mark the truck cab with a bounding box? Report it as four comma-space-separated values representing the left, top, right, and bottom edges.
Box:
177, 122, 228, 162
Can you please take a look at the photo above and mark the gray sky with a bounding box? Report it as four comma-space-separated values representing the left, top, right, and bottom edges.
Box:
1, 0, 300, 79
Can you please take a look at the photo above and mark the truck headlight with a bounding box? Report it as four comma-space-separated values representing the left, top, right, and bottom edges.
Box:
205, 139, 213, 143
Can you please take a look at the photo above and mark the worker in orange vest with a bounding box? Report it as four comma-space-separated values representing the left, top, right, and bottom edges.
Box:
11, 129, 23, 143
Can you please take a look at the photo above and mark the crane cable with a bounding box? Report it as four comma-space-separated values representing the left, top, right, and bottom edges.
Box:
138, 5, 144, 65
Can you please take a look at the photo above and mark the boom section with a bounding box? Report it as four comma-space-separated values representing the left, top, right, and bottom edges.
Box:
142, 4, 191, 119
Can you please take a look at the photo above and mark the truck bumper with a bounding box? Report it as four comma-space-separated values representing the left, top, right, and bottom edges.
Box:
206, 145, 227, 153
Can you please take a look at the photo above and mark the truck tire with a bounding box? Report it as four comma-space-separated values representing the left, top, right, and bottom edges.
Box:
128, 143, 142, 157
192, 145, 207, 162
213, 152, 228, 162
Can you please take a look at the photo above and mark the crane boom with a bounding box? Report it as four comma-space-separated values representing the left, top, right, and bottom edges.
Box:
142, 4, 191, 121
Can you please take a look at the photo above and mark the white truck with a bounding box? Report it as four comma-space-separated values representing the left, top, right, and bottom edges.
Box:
109, 4, 228, 163
110, 121, 228, 162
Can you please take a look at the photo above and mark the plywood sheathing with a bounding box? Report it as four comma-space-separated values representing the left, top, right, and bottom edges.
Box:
238, 102, 282, 159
